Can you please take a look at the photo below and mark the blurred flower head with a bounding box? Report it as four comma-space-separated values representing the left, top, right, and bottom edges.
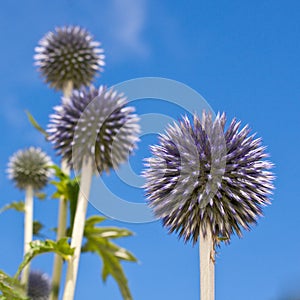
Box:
27, 271, 51, 300
7, 147, 52, 191
47, 85, 140, 173
34, 25, 105, 91
143, 111, 274, 244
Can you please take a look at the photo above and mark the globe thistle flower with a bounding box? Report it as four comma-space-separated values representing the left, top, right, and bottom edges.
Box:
7, 147, 52, 191
144, 111, 274, 244
34, 26, 105, 91
47, 85, 140, 172
27, 271, 51, 300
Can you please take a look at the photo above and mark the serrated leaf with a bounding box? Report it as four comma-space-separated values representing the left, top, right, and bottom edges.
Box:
87, 237, 137, 262
83, 216, 136, 262
82, 216, 137, 300
0, 270, 28, 299
25, 110, 48, 137
15, 239, 74, 279
85, 226, 134, 239
84, 237, 135, 300
84, 216, 106, 228
100, 251, 132, 300
0, 201, 25, 214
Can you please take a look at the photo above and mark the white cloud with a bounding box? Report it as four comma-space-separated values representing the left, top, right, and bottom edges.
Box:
57, 0, 150, 62
109, 0, 149, 58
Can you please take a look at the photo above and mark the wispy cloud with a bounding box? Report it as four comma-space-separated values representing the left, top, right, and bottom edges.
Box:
109, 0, 149, 58
80, 0, 150, 62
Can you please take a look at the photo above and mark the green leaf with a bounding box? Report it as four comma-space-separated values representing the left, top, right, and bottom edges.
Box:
86, 237, 137, 262
49, 165, 69, 181
85, 226, 134, 239
15, 238, 74, 279
100, 250, 132, 300
33, 221, 44, 237
25, 110, 48, 137
84, 237, 135, 300
84, 215, 106, 227
0, 270, 28, 299
67, 179, 80, 232
49, 165, 80, 234
0, 201, 24, 214
35, 192, 47, 200
82, 216, 137, 300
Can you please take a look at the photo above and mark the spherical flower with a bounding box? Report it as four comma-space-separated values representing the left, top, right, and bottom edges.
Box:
7, 147, 52, 191
47, 85, 140, 172
27, 271, 51, 300
143, 112, 274, 244
34, 25, 105, 91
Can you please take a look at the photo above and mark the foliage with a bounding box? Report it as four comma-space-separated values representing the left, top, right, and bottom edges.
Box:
25, 111, 48, 138
50, 165, 80, 233
0, 163, 137, 300
0, 201, 25, 214
2, 23, 139, 300
15, 239, 74, 280
33, 221, 44, 237
0, 204, 44, 237
82, 216, 137, 300
0, 270, 27, 300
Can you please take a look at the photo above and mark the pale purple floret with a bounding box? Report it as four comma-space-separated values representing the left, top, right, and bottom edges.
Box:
144, 111, 274, 244
7, 147, 52, 191
34, 25, 105, 90
47, 85, 140, 173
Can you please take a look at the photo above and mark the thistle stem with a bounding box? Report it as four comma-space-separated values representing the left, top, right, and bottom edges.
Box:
50, 82, 73, 300
50, 160, 70, 300
63, 81, 73, 98
199, 226, 215, 300
62, 157, 93, 300
21, 185, 34, 287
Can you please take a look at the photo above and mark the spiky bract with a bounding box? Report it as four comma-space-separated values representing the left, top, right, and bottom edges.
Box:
144, 112, 274, 244
7, 147, 52, 191
34, 26, 105, 91
47, 85, 140, 172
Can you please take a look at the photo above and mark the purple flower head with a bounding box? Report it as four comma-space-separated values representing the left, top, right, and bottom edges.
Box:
143, 111, 274, 244
47, 85, 140, 173
7, 147, 52, 191
27, 271, 51, 300
34, 25, 105, 91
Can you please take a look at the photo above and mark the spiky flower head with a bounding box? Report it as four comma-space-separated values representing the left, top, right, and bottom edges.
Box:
34, 25, 105, 91
143, 111, 274, 244
27, 271, 51, 300
7, 147, 52, 191
47, 85, 140, 172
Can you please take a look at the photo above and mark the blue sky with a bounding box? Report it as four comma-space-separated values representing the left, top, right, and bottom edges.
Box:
0, 0, 300, 299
